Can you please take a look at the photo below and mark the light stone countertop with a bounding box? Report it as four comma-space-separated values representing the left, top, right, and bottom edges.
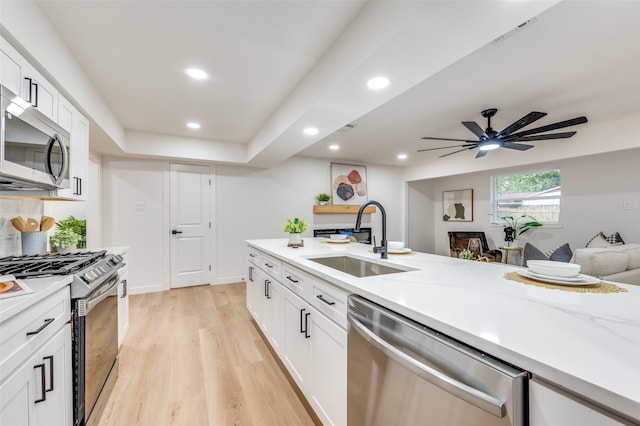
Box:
0, 275, 72, 323
247, 237, 640, 423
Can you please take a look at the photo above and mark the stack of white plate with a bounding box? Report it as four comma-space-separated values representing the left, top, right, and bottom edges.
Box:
519, 260, 599, 285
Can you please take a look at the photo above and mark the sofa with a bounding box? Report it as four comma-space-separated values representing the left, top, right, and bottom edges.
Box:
571, 244, 640, 285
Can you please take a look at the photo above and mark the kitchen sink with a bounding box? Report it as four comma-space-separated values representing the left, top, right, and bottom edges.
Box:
309, 255, 411, 278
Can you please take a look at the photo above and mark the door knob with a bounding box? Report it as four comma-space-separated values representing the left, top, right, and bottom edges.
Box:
171, 230, 183, 235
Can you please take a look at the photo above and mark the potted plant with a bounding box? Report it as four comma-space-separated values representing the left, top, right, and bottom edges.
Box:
50, 228, 82, 253
500, 214, 542, 246
56, 216, 87, 248
315, 193, 331, 205
283, 217, 308, 246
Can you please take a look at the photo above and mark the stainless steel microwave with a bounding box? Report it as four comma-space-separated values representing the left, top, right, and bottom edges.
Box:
0, 84, 70, 190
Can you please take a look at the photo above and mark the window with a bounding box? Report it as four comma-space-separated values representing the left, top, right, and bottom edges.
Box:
492, 169, 561, 224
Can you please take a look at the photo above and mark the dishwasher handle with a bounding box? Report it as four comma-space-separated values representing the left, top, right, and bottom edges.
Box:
348, 312, 506, 418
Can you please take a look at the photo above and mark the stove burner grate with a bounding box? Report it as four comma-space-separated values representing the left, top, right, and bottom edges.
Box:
0, 250, 107, 279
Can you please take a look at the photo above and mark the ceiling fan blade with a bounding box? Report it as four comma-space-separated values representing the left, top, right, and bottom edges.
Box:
502, 141, 534, 151
475, 150, 488, 158
417, 143, 476, 152
507, 116, 588, 138
497, 111, 547, 137
462, 121, 485, 138
439, 147, 475, 158
507, 131, 576, 142
421, 136, 477, 143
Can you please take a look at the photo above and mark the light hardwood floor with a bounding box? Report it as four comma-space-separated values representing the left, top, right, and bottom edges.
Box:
98, 283, 317, 426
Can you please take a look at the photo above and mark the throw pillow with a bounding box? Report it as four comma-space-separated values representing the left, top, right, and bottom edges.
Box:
586, 233, 611, 248
606, 232, 625, 245
521, 242, 573, 267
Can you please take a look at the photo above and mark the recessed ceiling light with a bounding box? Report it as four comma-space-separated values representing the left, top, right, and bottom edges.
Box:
397, 153, 408, 160
187, 122, 201, 129
329, 144, 340, 151
367, 76, 390, 90
185, 68, 208, 80
304, 127, 319, 136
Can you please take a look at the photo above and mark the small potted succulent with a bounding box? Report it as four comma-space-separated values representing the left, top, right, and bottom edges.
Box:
284, 217, 308, 246
315, 193, 331, 205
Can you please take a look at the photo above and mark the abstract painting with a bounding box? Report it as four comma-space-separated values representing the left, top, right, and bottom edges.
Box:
443, 189, 473, 222
330, 163, 368, 205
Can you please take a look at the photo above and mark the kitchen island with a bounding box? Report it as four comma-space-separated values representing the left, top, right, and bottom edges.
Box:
246, 237, 640, 424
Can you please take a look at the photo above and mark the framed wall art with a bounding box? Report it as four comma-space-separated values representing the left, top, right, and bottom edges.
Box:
330, 163, 368, 205
443, 189, 473, 222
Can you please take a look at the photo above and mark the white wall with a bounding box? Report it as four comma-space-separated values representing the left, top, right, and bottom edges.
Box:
408, 147, 640, 260
101, 158, 166, 294
101, 155, 405, 293
406, 179, 435, 253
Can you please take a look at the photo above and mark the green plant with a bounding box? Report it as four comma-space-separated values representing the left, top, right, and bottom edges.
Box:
315, 193, 331, 202
50, 228, 81, 249
283, 217, 308, 234
458, 249, 475, 260
501, 214, 542, 239
56, 216, 87, 248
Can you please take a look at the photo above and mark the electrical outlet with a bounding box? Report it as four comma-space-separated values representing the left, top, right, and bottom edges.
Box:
134, 202, 145, 211
623, 201, 638, 210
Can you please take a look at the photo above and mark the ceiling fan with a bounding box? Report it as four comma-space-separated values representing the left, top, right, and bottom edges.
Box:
418, 108, 588, 158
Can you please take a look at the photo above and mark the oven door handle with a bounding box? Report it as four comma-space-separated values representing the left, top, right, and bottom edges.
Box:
85, 275, 119, 313
347, 312, 506, 418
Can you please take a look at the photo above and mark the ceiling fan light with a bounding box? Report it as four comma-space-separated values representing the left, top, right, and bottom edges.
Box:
479, 142, 501, 151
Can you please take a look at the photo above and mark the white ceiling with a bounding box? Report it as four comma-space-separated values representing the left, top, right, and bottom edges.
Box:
34, 0, 640, 168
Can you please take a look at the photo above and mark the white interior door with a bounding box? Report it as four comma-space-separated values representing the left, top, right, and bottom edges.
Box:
170, 163, 211, 288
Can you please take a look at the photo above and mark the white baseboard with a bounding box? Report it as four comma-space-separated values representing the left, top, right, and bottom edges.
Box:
213, 275, 245, 285
128, 283, 166, 295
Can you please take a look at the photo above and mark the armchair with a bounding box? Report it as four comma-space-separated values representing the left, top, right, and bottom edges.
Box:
448, 231, 502, 263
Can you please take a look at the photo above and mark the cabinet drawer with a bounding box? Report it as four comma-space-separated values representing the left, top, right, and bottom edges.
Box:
261, 253, 282, 280
0, 286, 70, 381
311, 279, 349, 330
281, 264, 311, 299
247, 247, 260, 266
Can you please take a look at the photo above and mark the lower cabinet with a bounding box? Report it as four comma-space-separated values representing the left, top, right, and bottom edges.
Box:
117, 265, 130, 347
280, 278, 347, 426
0, 323, 73, 426
529, 379, 627, 426
247, 248, 347, 426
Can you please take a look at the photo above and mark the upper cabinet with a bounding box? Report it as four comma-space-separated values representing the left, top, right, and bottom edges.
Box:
1, 35, 89, 200
57, 95, 89, 201
0, 37, 58, 122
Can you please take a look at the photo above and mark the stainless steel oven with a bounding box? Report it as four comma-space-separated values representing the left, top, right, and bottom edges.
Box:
0, 250, 124, 426
348, 295, 527, 426
0, 84, 70, 190
74, 271, 119, 426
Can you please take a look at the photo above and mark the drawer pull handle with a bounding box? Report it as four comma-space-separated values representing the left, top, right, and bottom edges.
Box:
264, 280, 271, 299
299, 308, 306, 333
27, 318, 54, 336
264, 263, 273, 268
316, 295, 335, 306
249, 266, 254, 282
249, 253, 256, 258
286, 275, 299, 283
304, 312, 311, 338
34, 363, 46, 403
43, 355, 54, 392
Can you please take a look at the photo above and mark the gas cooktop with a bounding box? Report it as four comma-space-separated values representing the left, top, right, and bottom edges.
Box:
0, 250, 124, 298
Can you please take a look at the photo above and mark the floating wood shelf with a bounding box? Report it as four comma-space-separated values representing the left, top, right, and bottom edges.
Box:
313, 205, 376, 214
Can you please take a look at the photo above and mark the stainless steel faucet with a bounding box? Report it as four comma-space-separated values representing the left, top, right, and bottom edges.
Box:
355, 200, 387, 259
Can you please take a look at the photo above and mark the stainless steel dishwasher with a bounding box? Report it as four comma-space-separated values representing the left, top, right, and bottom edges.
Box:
347, 295, 527, 426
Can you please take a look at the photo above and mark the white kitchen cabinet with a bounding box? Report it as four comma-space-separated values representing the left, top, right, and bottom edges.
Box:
0, 37, 58, 121
259, 276, 284, 355
56, 95, 89, 200
246, 261, 263, 322
530, 379, 627, 426
117, 264, 130, 347
0, 320, 73, 426
248, 247, 347, 426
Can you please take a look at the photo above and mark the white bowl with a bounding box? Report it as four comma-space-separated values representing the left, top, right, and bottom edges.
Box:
527, 260, 581, 277
388, 241, 405, 250
329, 234, 348, 240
